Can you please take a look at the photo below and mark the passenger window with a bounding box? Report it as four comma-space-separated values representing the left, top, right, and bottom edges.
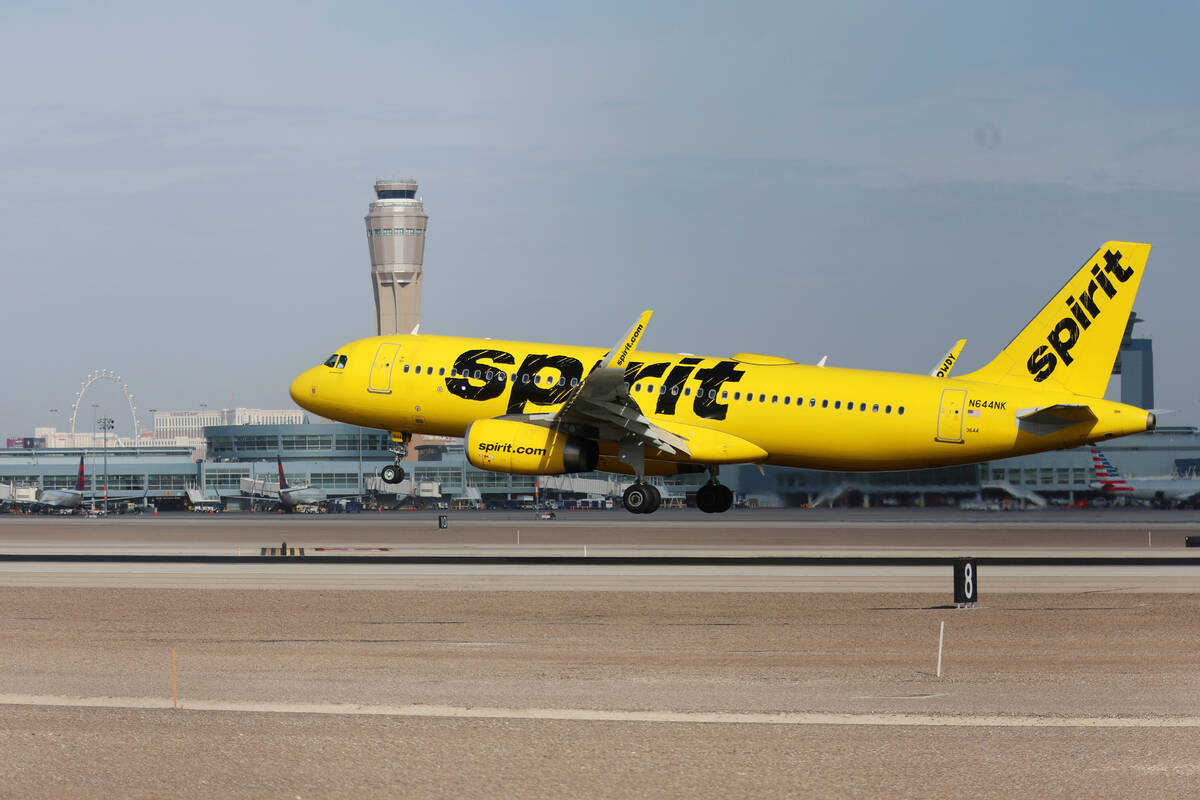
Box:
660, 386, 667, 395
473, 370, 481, 379
414, 365, 421, 373
885, 405, 892, 414
623, 382, 630, 391
759, 394, 766, 403
771, 395, 778, 404
708, 389, 716, 399
899, 406, 906, 415
498, 372, 506, 382
860, 403, 867, 411
670, 386, 679, 396
324, 354, 339, 367
823, 400, 830, 408
721, 391, 728, 399
783, 396, 790, 405
403, 364, 410, 373
734, 392, 741, 400
571, 378, 579, 387
834, 401, 841, 409
522, 374, 530, 384
438, 367, 445, 376
635, 383, 642, 392
559, 377, 567, 387
684, 388, 692, 396
809, 398, 816, 407
872, 404, 879, 413
336, 355, 347, 369
485, 370, 494, 380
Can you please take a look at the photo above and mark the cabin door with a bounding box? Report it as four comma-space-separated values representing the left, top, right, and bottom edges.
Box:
367, 343, 402, 394
935, 389, 967, 443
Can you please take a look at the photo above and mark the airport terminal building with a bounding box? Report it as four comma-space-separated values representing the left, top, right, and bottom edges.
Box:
4, 419, 1199, 511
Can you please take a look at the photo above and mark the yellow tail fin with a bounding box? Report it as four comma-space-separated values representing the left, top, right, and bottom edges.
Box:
961, 241, 1151, 399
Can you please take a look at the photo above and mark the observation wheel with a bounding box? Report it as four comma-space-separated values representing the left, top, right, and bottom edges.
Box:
68, 369, 140, 440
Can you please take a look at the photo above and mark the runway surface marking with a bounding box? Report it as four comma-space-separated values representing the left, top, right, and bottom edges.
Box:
4, 694, 1200, 728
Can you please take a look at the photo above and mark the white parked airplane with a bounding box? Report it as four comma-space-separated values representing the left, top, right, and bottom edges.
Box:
1089, 448, 1200, 507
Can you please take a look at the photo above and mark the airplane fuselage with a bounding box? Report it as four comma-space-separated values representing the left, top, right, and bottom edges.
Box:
35, 489, 83, 509
292, 334, 1151, 473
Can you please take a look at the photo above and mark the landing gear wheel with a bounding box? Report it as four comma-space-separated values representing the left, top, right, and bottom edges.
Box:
623, 483, 661, 514
380, 465, 406, 484
645, 484, 661, 514
713, 484, 733, 512
697, 483, 734, 513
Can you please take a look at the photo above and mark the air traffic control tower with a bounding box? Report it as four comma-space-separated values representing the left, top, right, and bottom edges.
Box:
366, 179, 428, 336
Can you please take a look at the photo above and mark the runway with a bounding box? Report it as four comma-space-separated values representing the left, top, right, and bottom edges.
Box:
3, 510, 1200, 797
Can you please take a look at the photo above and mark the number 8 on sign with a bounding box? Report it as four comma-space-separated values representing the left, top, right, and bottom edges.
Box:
954, 559, 978, 605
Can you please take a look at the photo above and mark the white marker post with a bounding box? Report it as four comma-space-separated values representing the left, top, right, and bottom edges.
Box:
936, 621, 945, 678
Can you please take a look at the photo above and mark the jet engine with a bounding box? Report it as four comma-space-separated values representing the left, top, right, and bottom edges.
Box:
466, 419, 599, 475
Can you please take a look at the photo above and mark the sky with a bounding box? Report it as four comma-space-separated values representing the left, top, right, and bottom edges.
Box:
2, 0, 1200, 439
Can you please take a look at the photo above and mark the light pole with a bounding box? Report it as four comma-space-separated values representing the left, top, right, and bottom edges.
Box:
90, 403, 99, 496
98, 417, 114, 513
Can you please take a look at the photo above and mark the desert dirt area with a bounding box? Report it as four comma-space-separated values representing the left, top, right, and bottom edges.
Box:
2, 586, 1200, 797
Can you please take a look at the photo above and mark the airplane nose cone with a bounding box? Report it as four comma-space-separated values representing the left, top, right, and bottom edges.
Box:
1147, 411, 1157, 431
290, 369, 313, 409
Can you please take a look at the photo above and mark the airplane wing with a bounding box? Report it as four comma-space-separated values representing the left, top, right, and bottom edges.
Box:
547, 311, 691, 456
931, 339, 967, 377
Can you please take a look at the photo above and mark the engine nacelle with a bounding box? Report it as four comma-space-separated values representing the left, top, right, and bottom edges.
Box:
466, 419, 599, 475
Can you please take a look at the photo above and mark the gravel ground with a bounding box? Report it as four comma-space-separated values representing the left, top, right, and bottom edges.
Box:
2, 587, 1200, 797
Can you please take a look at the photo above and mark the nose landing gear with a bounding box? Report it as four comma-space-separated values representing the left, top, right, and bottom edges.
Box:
380, 432, 411, 484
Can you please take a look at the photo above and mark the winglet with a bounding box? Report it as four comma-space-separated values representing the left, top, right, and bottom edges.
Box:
602, 311, 653, 370
931, 339, 967, 377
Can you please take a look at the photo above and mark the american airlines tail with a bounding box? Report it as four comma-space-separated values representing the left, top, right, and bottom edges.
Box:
1090, 448, 1134, 493
961, 242, 1150, 398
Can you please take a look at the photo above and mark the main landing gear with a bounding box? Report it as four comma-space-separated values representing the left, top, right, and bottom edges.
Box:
696, 466, 733, 514
623, 482, 661, 514
380, 432, 410, 485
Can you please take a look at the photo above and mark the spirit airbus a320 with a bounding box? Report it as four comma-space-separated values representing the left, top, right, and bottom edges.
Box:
290, 241, 1155, 514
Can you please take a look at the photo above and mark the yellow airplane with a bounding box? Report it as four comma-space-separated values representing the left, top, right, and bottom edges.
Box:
291, 241, 1155, 514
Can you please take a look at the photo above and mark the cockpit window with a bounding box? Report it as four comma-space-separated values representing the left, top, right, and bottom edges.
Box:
336, 355, 348, 369
323, 354, 339, 367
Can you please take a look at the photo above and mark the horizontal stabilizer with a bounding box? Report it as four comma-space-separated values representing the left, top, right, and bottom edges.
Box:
1016, 404, 1097, 435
